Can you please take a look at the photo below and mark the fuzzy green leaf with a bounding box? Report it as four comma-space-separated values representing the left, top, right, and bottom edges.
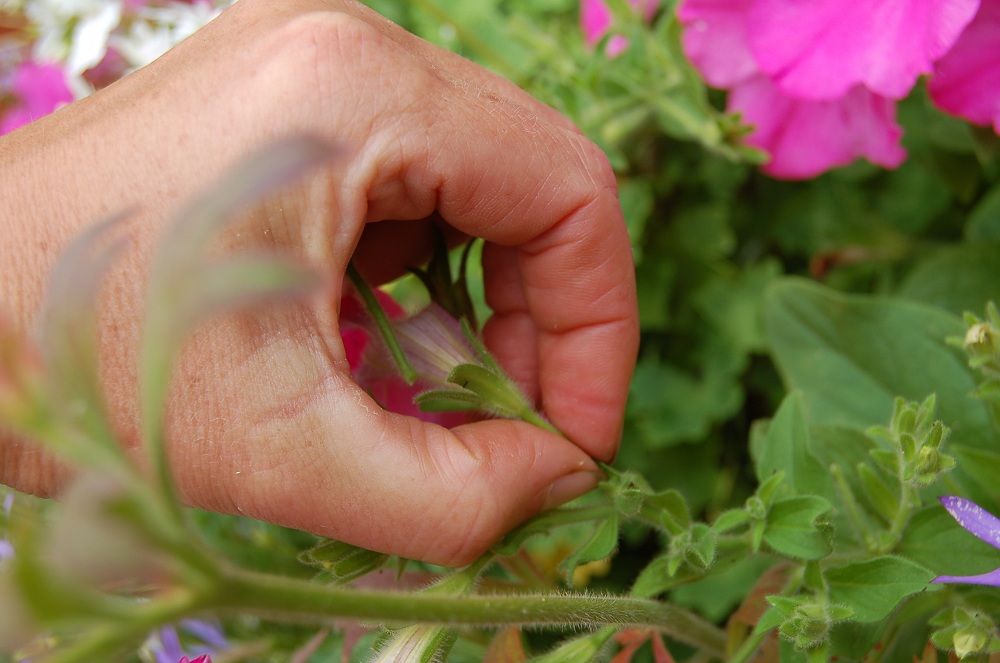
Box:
826, 556, 936, 622
763, 496, 833, 560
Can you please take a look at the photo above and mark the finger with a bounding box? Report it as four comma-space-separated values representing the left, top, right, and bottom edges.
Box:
482, 243, 539, 404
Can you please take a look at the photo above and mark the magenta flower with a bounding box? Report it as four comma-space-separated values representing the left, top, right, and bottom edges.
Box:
581, 0, 660, 57
679, 0, 907, 179
745, 0, 980, 101
928, 0, 1000, 133
729, 77, 906, 179
0, 61, 74, 136
933, 496, 1000, 586
678, 0, 756, 88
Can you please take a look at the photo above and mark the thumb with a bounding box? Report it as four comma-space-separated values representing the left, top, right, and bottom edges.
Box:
198, 373, 599, 567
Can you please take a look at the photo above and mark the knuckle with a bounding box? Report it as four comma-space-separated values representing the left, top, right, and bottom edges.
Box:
278, 10, 380, 56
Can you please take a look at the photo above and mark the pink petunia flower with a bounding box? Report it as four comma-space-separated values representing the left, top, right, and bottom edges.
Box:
679, 0, 907, 179
729, 77, 906, 179
0, 61, 74, 135
928, 0, 1000, 133
745, 0, 981, 101
581, 0, 660, 57
678, 0, 756, 88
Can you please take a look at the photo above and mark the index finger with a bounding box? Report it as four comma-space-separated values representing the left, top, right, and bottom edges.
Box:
424, 90, 639, 460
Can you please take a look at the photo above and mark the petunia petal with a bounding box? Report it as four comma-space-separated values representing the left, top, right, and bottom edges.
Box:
746, 0, 981, 100
728, 76, 906, 179
928, 0, 1000, 133
933, 567, 1000, 587
939, 495, 1000, 549
678, 0, 758, 88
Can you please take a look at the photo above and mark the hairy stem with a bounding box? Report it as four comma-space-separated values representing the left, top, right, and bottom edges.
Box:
216, 568, 727, 657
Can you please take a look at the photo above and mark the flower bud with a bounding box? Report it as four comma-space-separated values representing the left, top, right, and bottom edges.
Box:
392, 304, 479, 389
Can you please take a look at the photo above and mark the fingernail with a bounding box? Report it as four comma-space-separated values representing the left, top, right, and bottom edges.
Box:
543, 471, 599, 510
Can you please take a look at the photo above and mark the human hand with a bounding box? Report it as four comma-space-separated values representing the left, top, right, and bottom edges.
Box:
0, 0, 638, 566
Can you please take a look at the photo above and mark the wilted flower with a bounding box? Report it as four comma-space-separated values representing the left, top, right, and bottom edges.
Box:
933, 496, 1000, 586
0, 60, 74, 135
928, 0, 1000, 133
581, 0, 659, 57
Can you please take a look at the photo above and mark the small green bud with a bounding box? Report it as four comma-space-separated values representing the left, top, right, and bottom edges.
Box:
746, 495, 768, 521
953, 626, 989, 659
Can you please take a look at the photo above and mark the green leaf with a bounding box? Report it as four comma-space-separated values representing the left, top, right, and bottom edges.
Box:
300, 539, 389, 584
763, 496, 833, 560
826, 556, 936, 622
754, 392, 830, 498
415, 389, 486, 413
951, 445, 1000, 511
763, 280, 995, 486
897, 243, 1000, 316
670, 556, 774, 622
644, 489, 691, 535
559, 515, 619, 586
965, 184, 1000, 241
897, 505, 1000, 576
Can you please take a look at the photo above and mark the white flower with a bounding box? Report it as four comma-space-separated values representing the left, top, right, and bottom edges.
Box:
113, 1, 225, 68
27, 0, 124, 74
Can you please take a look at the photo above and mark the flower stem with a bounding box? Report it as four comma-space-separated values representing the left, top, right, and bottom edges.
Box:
346, 262, 417, 384
44, 592, 202, 663
217, 568, 727, 657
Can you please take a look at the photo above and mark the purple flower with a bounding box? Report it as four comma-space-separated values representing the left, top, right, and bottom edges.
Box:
0, 492, 12, 562
933, 496, 1000, 586
149, 620, 227, 663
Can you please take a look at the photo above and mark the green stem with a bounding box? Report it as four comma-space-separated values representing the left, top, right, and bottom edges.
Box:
519, 406, 562, 437
45, 592, 202, 663
728, 628, 768, 663
346, 263, 417, 384
218, 568, 727, 658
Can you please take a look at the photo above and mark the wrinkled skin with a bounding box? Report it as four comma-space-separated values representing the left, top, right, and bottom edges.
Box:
0, 0, 638, 566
